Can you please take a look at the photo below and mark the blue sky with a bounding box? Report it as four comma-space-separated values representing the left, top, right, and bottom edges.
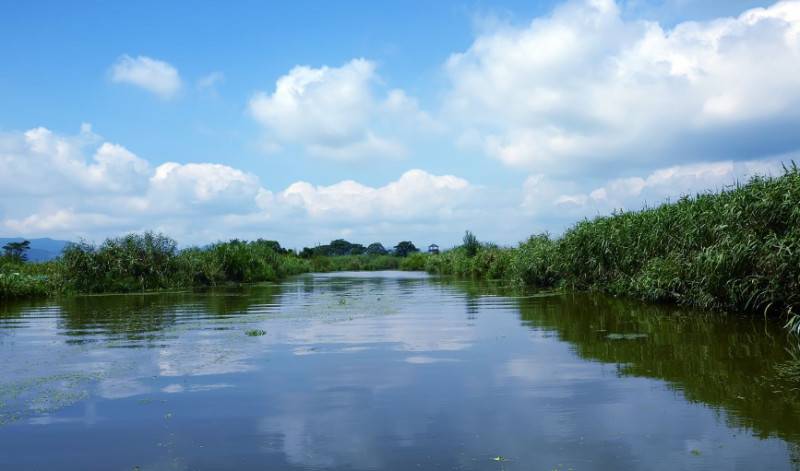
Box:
1, 0, 797, 248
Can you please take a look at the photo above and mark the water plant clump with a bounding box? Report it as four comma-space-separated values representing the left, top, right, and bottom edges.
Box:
245, 329, 266, 337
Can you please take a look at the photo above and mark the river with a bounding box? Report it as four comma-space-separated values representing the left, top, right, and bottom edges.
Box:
1, 271, 799, 470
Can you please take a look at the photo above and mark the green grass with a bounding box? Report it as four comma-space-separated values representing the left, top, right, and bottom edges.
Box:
302, 251, 430, 272
307, 254, 401, 272
0, 258, 63, 300
0, 272, 51, 300
398, 252, 428, 271
426, 165, 800, 327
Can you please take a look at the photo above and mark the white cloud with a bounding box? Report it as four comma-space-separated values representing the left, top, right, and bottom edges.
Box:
110, 55, 182, 99
0, 126, 479, 246
445, 0, 800, 173
1, 124, 787, 247
521, 174, 579, 216
306, 132, 405, 160
249, 59, 431, 159
196, 71, 224, 91
382, 89, 441, 131
0, 126, 264, 240
4, 210, 124, 235
0, 125, 150, 196
521, 156, 788, 222
147, 162, 263, 214
279, 169, 473, 221
250, 59, 375, 144
583, 158, 786, 209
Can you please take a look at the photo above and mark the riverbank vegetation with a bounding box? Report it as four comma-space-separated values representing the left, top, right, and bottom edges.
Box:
0, 234, 311, 299
60, 234, 315, 293
297, 239, 419, 272
0, 260, 61, 299
305, 254, 400, 272
425, 165, 800, 329
0, 234, 423, 299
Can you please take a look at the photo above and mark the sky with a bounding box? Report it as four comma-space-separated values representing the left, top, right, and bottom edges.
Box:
1, 0, 799, 249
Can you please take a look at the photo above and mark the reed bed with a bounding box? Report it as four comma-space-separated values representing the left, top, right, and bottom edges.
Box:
426, 165, 800, 329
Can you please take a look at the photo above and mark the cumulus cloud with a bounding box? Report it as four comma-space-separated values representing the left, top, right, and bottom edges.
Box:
0, 126, 267, 239
147, 162, 263, 214
279, 169, 473, 221
249, 59, 433, 159
445, 0, 800, 174
110, 55, 182, 98
0, 125, 150, 196
0, 126, 479, 245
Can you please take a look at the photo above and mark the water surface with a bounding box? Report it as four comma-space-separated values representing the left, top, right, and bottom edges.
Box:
1, 271, 799, 470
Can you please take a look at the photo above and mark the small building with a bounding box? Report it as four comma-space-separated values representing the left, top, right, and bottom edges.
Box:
428, 243, 440, 254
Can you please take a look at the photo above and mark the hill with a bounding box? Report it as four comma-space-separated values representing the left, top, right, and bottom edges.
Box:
0, 237, 71, 262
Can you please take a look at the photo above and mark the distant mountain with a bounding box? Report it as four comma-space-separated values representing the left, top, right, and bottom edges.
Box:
0, 237, 71, 262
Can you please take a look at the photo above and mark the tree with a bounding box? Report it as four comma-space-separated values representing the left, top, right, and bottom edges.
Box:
462, 230, 480, 257
329, 239, 353, 256
300, 240, 365, 257
314, 239, 366, 256
2, 240, 31, 262
366, 242, 388, 256
255, 239, 288, 254
349, 244, 366, 255
393, 241, 419, 257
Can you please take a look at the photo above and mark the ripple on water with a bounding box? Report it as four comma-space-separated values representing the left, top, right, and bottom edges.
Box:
0, 273, 799, 470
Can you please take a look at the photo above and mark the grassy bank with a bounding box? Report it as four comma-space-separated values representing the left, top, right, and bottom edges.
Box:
426, 165, 800, 332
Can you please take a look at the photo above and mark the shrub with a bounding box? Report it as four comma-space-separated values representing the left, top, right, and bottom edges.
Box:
462, 231, 480, 257
399, 252, 427, 271
57, 233, 313, 293
61, 232, 179, 293
510, 234, 559, 287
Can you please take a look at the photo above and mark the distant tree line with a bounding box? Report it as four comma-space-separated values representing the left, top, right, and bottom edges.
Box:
1, 236, 424, 265
299, 239, 419, 258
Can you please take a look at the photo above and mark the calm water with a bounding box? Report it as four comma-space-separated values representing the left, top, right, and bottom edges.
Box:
1, 271, 800, 470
